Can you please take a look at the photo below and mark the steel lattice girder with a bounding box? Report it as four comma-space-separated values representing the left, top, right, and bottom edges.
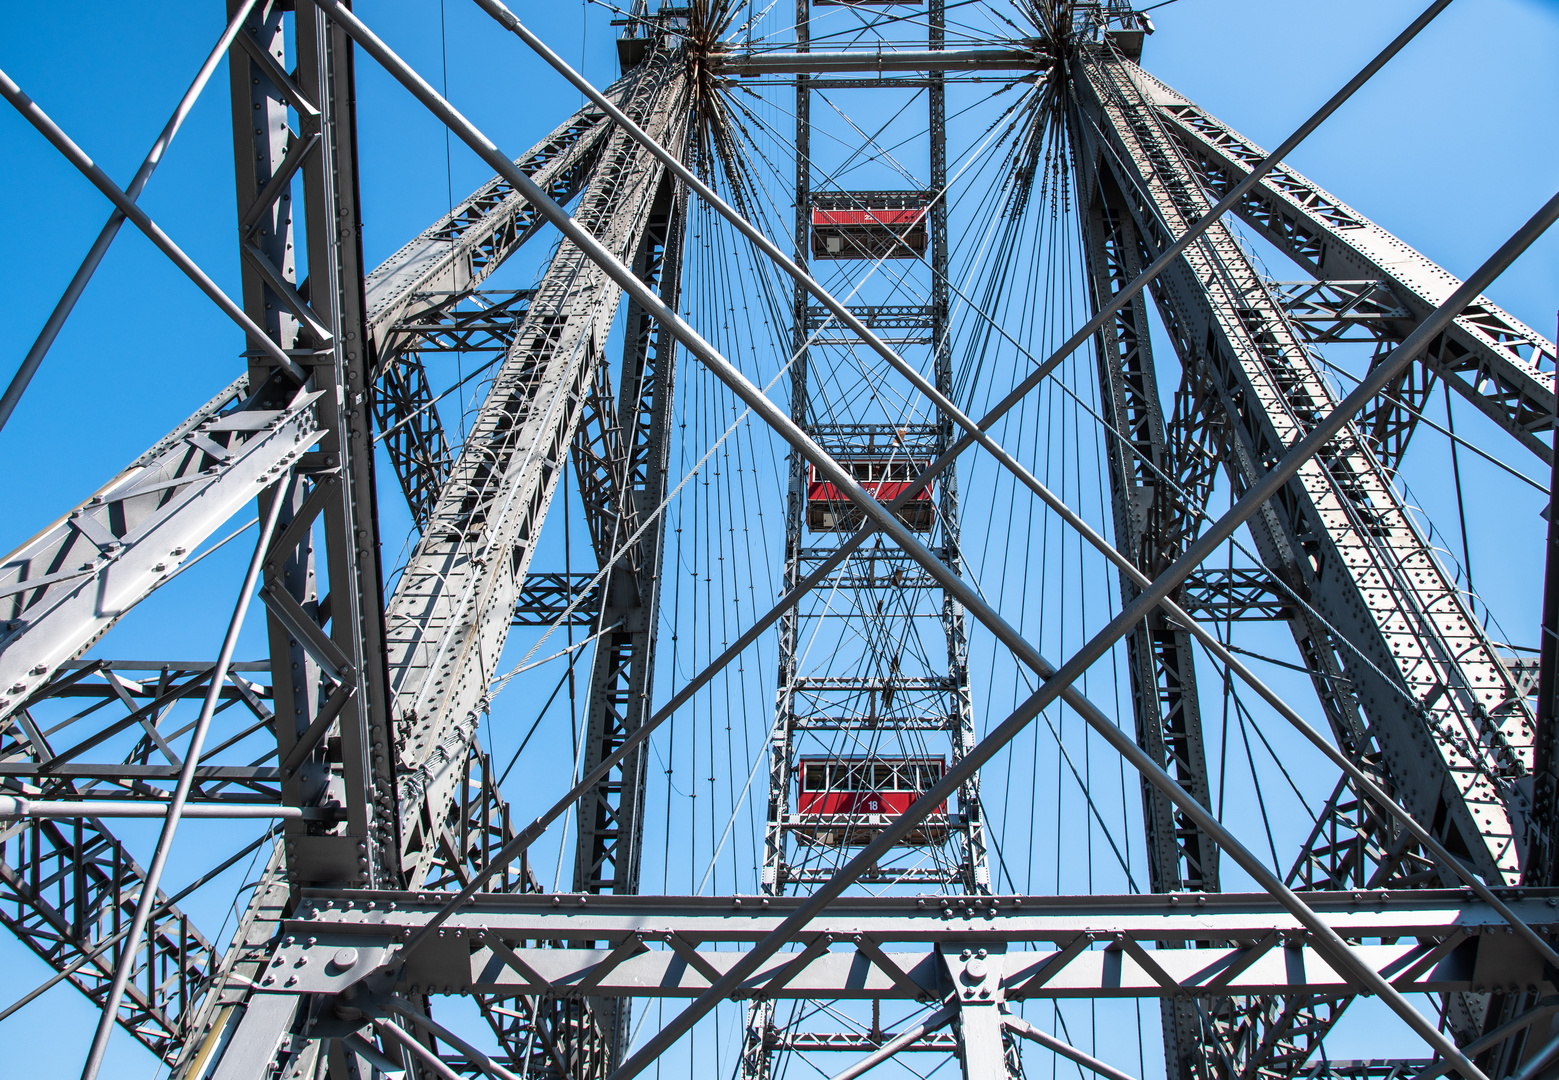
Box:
712, 46, 1050, 76
1143, 79, 1557, 468
1269, 280, 1416, 345
194, 53, 693, 1080
1081, 161, 1222, 1076
0, 377, 319, 723
229, 0, 402, 887
175, 1, 414, 1068
0, 380, 314, 1062
1072, 48, 1537, 888
1082, 179, 1218, 898
0, 659, 279, 799
361, 88, 627, 350
246, 888, 1559, 1002
569, 173, 687, 899
0, 810, 221, 1059
385, 52, 689, 890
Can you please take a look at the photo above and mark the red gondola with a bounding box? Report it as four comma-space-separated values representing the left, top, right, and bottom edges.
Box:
810, 193, 930, 260
795, 756, 948, 846
807, 458, 934, 532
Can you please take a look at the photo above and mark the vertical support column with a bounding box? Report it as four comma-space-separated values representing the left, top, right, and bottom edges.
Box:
929, 0, 989, 899
1533, 333, 1559, 886
227, 0, 397, 892
570, 173, 688, 1067
571, 175, 686, 899
761, 0, 813, 904
291, 0, 399, 887
944, 945, 1011, 1080
179, 3, 398, 1073
1079, 165, 1216, 1080
746, 7, 812, 1073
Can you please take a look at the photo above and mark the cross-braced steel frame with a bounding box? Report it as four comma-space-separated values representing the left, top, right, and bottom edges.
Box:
1, 1, 1557, 1079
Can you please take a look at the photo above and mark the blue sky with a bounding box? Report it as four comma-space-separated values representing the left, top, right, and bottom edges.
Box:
1, 0, 1557, 1076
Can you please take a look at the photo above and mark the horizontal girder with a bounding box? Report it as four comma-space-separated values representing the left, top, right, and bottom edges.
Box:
253, 888, 1556, 1002
714, 47, 1049, 76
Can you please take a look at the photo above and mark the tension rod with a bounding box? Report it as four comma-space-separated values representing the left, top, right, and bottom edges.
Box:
0, 0, 262, 433
0, 69, 307, 382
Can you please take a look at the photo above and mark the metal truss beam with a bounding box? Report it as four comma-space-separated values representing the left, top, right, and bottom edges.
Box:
0, 376, 315, 722
1072, 45, 1548, 1075
1179, 568, 1291, 621
805, 304, 936, 331
512, 572, 602, 626
244, 887, 1559, 1004
1, 659, 278, 800
1081, 156, 1218, 1079
385, 51, 687, 893
570, 172, 686, 902
1082, 170, 1218, 898
1075, 45, 1537, 889
0, 805, 220, 1060
163, 3, 412, 1070
362, 92, 624, 349
775, 1031, 959, 1053
1270, 280, 1414, 345
1146, 81, 1557, 469
222, 0, 401, 889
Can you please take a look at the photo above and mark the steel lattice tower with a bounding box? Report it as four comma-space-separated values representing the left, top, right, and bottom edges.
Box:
1, 2, 1558, 1079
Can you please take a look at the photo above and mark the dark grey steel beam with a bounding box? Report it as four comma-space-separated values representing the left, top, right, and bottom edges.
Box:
571, 172, 687, 901
267, 885, 1559, 937
237, 887, 1559, 1003
0, 806, 220, 1060
1080, 156, 1217, 1080
1073, 45, 1545, 1075
512, 572, 602, 626
1082, 168, 1218, 897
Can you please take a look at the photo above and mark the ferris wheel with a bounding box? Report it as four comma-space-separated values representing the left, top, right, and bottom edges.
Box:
1, 2, 1557, 1079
